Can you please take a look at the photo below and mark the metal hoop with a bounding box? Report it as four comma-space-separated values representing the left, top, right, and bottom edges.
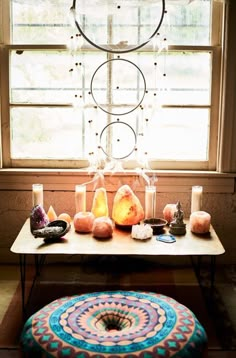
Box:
99, 121, 137, 160
71, 0, 165, 54
90, 58, 146, 116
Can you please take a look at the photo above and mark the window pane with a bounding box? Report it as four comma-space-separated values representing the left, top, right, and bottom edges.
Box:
162, 0, 211, 46
147, 108, 209, 160
11, 0, 72, 44
10, 0, 211, 46
10, 50, 106, 104
127, 51, 212, 106
10, 107, 86, 159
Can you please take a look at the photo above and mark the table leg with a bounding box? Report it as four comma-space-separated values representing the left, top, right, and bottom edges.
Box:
190, 255, 202, 283
210, 255, 216, 290
19, 254, 47, 318
19, 254, 27, 315
191, 255, 216, 287
34, 254, 46, 276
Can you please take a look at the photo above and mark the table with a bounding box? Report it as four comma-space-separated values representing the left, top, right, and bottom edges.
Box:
10, 218, 225, 313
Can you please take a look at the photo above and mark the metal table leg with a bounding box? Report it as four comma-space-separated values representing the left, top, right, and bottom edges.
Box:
19, 253, 47, 318
19, 254, 27, 315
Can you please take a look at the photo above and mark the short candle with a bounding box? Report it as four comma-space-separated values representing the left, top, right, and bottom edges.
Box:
32, 184, 43, 207
75, 185, 86, 214
191, 186, 203, 213
190, 211, 211, 234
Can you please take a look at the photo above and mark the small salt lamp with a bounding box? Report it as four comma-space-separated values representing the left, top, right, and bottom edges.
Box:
112, 184, 144, 226
91, 187, 109, 218
190, 211, 211, 234
74, 211, 95, 233
163, 204, 176, 224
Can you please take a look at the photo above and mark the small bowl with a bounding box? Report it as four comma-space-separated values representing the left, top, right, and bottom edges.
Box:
33, 220, 70, 241
143, 218, 167, 235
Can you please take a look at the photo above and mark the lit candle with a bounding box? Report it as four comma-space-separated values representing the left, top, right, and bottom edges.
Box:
191, 186, 203, 213
145, 186, 156, 219
190, 211, 211, 234
163, 203, 176, 224
32, 184, 43, 207
75, 185, 86, 214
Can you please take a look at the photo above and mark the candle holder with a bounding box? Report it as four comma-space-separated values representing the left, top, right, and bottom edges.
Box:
145, 185, 156, 219
190, 211, 211, 234
32, 183, 43, 207
75, 185, 86, 214
191, 186, 203, 213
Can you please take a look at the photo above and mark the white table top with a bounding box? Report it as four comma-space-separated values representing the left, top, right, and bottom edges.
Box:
10, 218, 225, 257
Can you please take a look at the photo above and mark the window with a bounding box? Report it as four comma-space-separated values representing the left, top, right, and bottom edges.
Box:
0, 0, 226, 170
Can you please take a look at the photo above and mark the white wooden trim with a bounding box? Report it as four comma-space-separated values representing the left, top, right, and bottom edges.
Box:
0, 169, 234, 193
218, 0, 236, 172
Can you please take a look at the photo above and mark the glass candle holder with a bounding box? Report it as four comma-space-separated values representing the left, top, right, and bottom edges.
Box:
145, 185, 156, 219
191, 185, 203, 213
75, 185, 86, 214
32, 183, 43, 207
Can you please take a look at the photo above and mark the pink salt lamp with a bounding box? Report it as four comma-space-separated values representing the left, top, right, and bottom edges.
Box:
91, 187, 109, 218
92, 216, 113, 239
112, 184, 144, 226
163, 204, 176, 224
74, 211, 95, 233
190, 211, 211, 234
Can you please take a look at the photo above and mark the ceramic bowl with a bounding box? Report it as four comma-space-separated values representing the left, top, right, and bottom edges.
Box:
143, 218, 167, 235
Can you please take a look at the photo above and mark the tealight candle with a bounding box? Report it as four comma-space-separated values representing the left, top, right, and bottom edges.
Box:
32, 184, 43, 207
191, 186, 203, 213
145, 186, 156, 219
163, 203, 176, 223
190, 211, 211, 234
75, 185, 86, 214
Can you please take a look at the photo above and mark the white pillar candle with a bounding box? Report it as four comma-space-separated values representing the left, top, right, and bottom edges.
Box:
191, 186, 203, 213
75, 185, 86, 214
190, 211, 211, 234
145, 186, 156, 219
32, 184, 43, 207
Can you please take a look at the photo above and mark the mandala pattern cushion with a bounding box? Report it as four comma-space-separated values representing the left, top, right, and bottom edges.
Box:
21, 291, 207, 357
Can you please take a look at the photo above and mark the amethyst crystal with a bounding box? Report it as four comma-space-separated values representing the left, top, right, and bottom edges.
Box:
30, 204, 49, 233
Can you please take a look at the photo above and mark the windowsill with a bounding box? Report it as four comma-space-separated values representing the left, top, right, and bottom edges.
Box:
0, 168, 235, 193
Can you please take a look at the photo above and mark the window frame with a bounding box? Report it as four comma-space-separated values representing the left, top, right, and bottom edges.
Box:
0, 0, 234, 173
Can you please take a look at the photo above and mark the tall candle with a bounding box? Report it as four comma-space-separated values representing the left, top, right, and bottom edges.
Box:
75, 185, 86, 213
145, 186, 156, 219
32, 184, 43, 207
191, 186, 203, 213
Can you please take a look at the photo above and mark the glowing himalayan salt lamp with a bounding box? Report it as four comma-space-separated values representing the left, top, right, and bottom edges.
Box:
190, 211, 211, 234
163, 204, 176, 224
47, 205, 57, 222
91, 187, 109, 218
112, 184, 144, 226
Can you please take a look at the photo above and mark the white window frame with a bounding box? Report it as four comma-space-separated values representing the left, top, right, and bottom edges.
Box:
0, 0, 235, 173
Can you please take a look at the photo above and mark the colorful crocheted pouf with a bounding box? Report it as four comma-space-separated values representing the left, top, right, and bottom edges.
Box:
21, 291, 207, 357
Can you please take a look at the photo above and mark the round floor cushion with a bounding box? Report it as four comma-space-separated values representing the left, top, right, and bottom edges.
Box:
21, 291, 207, 357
